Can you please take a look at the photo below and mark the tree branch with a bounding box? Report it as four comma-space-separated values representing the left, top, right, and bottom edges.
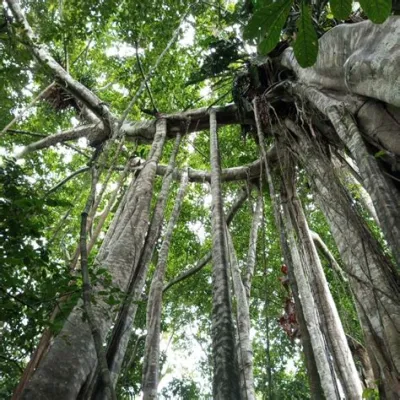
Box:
6, 0, 114, 132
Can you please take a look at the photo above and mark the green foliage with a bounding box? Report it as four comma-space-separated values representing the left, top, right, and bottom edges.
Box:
293, 3, 319, 67
359, 0, 392, 23
330, 0, 353, 20
243, 0, 392, 66
161, 377, 201, 399
244, 0, 293, 55
0, 158, 77, 397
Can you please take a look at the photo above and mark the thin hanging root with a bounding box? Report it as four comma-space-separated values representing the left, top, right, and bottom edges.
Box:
142, 170, 189, 399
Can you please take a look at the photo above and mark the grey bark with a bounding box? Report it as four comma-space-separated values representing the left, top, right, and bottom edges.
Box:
280, 193, 340, 399
243, 192, 263, 299
90, 133, 183, 399
142, 171, 189, 399
286, 119, 400, 399
79, 169, 116, 400
225, 227, 255, 400
282, 17, 400, 107
328, 106, 400, 269
279, 212, 325, 399
17, 103, 249, 156
310, 230, 347, 282
253, 97, 324, 398
281, 165, 363, 399
20, 119, 167, 400
289, 85, 400, 268
346, 335, 376, 391
332, 155, 380, 226
209, 109, 241, 399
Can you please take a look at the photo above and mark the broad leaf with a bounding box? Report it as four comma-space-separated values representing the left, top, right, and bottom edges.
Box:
330, 0, 353, 20
294, 3, 319, 68
359, 0, 391, 23
247, 0, 293, 55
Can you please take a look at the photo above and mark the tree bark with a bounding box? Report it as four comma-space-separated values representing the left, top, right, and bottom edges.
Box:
253, 97, 325, 398
281, 163, 363, 399
209, 109, 241, 399
243, 191, 263, 299
19, 119, 167, 400
280, 190, 340, 399
285, 119, 400, 399
89, 133, 183, 399
225, 226, 255, 400
142, 170, 189, 399
289, 85, 400, 268
281, 17, 400, 107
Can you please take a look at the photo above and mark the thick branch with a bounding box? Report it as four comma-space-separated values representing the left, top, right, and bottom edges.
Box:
6, 0, 114, 128
17, 103, 249, 156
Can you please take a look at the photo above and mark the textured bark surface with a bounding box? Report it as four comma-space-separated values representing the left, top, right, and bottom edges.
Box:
279, 218, 325, 399
288, 121, 400, 399
17, 103, 249, 156
328, 107, 400, 269
209, 110, 241, 399
281, 196, 339, 399
243, 192, 262, 299
142, 171, 189, 399
282, 17, 400, 107
290, 85, 400, 268
20, 120, 167, 400
310, 230, 347, 282
226, 227, 255, 400
282, 172, 362, 399
88, 133, 183, 400
253, 98, 324, 397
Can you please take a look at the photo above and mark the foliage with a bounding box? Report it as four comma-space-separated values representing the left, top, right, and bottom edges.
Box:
0, 0, 385, 398
243, 0, 392, 66
0, 158, 78, 397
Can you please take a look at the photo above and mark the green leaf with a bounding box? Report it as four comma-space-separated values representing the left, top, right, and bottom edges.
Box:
374, 149, 386, 158
358, 0, 391, 23
330, 0, 353, 20
293, 3, 319, 68
244, 0, 293, 55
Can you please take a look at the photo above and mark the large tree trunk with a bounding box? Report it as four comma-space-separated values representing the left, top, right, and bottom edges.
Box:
209, 110, 241, 399
281, 17, 400, 107
291, 85, 400, 268
86, 134, 183, 399
20, 120, 167, 400
142, 170, 189, 399
286, 119, 400, 399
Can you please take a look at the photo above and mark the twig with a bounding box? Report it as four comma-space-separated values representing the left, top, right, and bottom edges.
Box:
135, 40, 158, 114
119, 1, 198, 127
0, 82, 56, 136
45, 167, 91, 196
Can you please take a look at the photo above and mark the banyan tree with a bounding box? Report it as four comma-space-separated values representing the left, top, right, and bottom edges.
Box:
1, 0, 399, 399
